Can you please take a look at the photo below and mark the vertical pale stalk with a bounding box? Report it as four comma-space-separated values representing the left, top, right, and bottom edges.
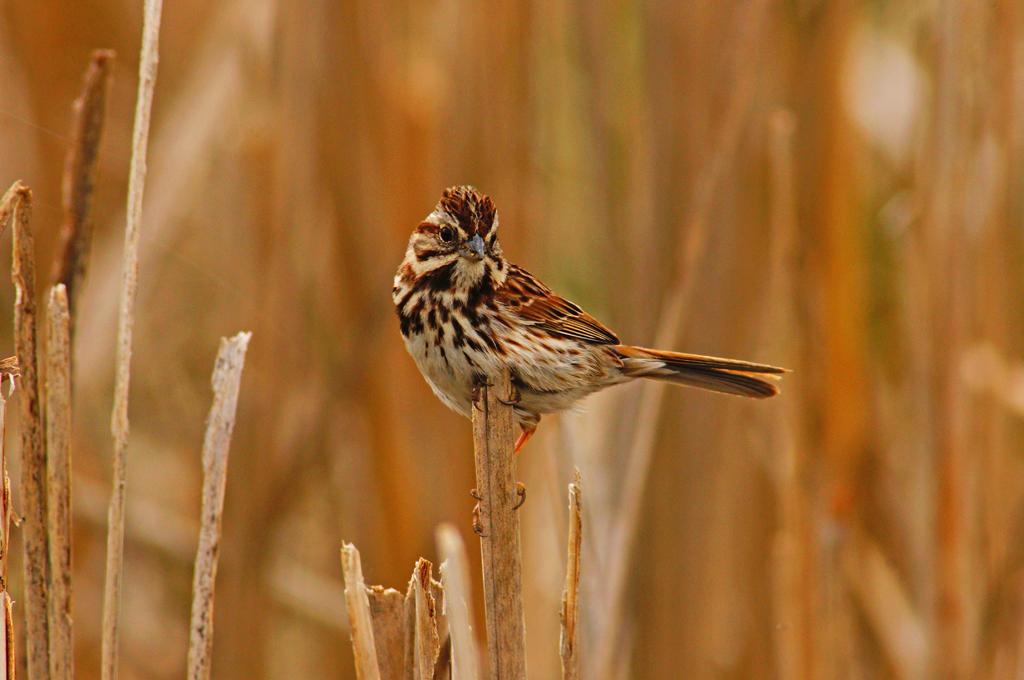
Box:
7, 181, 50, 680
341, 543, 383, 680
186, 332, 252, 680
101, 2, 162, 679
437, 524, 481, 680
765, 110, 819, 680
560, 471, 582, 680
471, 370, 527, 679
45, 286, 73, 680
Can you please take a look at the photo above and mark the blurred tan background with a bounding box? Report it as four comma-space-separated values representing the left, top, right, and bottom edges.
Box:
1, 0, 1023, 678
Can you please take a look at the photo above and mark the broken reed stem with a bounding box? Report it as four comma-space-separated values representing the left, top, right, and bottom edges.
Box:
436, 524, 481, 680
560, 471, 582, 680
341, 543, 383, 680
101, 2, 162, 679
45, 286, 73, 680
410, 559, 440, 678
7, 181, 51, 680
53, 49, 115, 333
471, 370, 526, 679
186, 332, 252, 680
365, 586, 403, 679
0, 296, 16, 679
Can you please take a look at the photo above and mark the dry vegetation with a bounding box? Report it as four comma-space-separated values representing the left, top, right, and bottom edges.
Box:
0, 1, 1022, 678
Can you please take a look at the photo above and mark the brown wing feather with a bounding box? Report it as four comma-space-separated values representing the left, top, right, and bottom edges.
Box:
498, 265, 620, 345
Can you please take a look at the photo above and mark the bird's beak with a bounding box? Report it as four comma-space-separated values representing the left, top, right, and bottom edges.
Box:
466, 233, 485, 260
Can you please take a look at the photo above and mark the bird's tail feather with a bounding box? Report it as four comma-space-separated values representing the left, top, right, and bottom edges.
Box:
615, 345, 785, 399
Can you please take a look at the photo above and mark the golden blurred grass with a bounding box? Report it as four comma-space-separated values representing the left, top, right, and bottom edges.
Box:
1, 1, 1023, 678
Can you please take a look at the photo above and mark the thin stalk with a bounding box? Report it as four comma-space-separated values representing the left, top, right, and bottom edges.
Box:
560, 471, 582, 680
930, 2, 971, 677
766, 110, 818, 680
100, 2, 163, 679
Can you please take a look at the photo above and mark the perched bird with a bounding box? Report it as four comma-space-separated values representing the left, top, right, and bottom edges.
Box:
393, 186, 784, 452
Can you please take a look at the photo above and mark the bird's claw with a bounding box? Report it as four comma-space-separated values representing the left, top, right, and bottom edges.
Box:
514, 481, 527, 510
470, 375, 493, 412
470, 484, 524, 534
497, 384, 521, 406
470, 488, 487, 535
472, 502, 486, 536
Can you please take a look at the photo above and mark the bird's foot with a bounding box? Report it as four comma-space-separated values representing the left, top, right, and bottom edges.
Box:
470, 488, 487, 536
514, 481, 527, 510
497, 384, 521, 406
470, 374, 492, 412
469, 484, 525, 533
472, 504, 485, 536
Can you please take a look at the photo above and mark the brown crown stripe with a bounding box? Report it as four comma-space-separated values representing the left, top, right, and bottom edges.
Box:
438, 185, 496, 237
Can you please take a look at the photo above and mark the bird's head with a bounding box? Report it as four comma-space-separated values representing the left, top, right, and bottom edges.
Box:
404, 186, 507, 292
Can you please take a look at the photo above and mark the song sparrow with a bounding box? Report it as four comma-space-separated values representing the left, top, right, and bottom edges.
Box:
393, 186, 784, 452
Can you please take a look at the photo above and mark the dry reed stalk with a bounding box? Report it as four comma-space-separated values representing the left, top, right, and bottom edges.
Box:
101, 2, 163, 678
437, 524, 481, 680
560, 471, 582, 680
44, 286, 72, 680
976, 0, 1017, 599
407, 559, 440, 678
931, 2, 971, 677
6, 181, 51, 680
186, 332, 252, 680
341, 543, 383, 680
595, 0, 770, 673
0, 319, 16, 679
52, 50, 115, 330
766, 110, 818, 680
471, 370, 526, 679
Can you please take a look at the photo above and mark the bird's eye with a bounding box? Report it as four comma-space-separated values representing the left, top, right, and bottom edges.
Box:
439, 226, 456, 243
